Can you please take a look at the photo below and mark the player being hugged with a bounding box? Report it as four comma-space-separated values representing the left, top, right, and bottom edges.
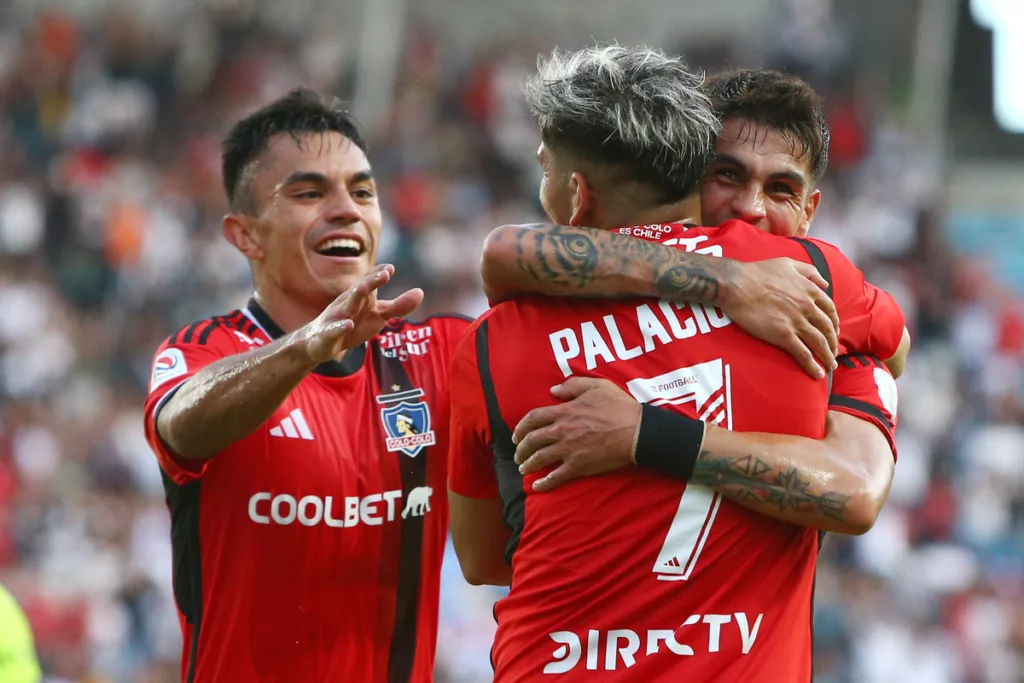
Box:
447, 48, 903, 683
143, 90, 471, 683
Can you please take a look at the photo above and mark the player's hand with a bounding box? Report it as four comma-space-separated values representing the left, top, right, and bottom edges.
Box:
719, 258, 839, 379
512, 378, 641, 492
298, 265, 424, 365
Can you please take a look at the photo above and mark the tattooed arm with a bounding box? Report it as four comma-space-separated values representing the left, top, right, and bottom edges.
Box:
481, 223, 731, 304
481, 224, 840, 379
688, 412, 894, 534
511, 377, 895, 536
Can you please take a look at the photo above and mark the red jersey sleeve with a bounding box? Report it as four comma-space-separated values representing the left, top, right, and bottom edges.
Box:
142, 320, 239, 484
447, 320, 500, 499
829, 354, 899, 460
805, 237, 905, 360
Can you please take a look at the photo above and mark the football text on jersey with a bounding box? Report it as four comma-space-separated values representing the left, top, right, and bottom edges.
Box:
548, 301, 733, 378
247, 486, 434, 527
543, 613, 764, 674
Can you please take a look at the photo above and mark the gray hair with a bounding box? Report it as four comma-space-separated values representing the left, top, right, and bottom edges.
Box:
522, 44, 720, 202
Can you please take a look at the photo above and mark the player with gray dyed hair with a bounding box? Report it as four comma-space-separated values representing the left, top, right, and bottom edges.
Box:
522, 44, 719, 206
479, 45, 843, 379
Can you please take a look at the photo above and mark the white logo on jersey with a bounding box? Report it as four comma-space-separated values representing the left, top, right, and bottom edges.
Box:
150, 348, 188, 391
543, 614, 764, 673
269, 409, 314, 440
401, 486, 432, 518
873, 367, 898, 417
232, 329, 265, 347
248, 490, 406, 528
626, 359, 731, 426
662, 234, 723, 256
379, 326, 433, 361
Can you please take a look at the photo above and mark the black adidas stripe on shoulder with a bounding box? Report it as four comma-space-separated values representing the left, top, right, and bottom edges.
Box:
829, 395, 892, 431
238, 312, 261, 338
860, 354, 885, 369
168, 311, 245, 347
170, 320, 205, 346
174, 321, 204, 345
836, 354, 885, 370
197, 317, 222, 345
214, 310, 257, 338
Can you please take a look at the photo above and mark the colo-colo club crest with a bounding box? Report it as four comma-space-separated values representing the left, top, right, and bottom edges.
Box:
376, 387, 436, 457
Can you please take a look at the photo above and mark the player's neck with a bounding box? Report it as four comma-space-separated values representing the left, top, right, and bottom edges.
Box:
251, 288, 329, 337
605, 202, 696, 229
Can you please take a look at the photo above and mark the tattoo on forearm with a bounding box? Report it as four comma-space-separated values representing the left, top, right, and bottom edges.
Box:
505, 225, 730, 304
655, 265, 721, 304
690, 452, 849, 522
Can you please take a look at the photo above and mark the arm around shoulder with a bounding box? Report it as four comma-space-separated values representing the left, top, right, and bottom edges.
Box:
692, 410, 894, 535
480, 223, 734, 305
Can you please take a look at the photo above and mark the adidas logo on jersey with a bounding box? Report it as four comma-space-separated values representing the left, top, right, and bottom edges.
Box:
269, 409, 314, 440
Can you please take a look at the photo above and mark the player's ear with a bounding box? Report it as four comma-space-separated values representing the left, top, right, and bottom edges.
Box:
797, 189, 821, 237
568, 172, 593, 227
223, 213, 266, 261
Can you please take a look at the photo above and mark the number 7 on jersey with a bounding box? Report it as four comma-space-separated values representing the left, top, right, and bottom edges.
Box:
625, 358, 732, 581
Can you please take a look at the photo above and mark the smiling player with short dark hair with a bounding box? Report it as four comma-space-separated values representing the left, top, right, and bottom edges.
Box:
143, 88, 470, 683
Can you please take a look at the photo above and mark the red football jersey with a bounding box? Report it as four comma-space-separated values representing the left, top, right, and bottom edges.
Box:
618, 220, 905, 359
448, 221, 903, 682
143, 300, 469, 683
829, 353, 900, 458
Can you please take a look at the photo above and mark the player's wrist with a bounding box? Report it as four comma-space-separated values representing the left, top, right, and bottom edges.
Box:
715, 258, 743, 308
633, 404, 706, 479
630, 409, 643, 464
283, 327, 329, 369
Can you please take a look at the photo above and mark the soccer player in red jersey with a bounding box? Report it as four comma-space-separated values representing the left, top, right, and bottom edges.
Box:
447, 48, 902, 682
144, 87, 874, 682
487, 69, 909, 489
143, 89, 469, 683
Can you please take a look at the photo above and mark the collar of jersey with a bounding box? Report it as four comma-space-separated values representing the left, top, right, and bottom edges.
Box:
246, 298, 367, 378
623, 222, 700, 244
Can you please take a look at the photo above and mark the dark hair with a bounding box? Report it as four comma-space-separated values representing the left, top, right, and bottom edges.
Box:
522, 45, 719, 203
221, 88, 367, 213
704, 69, 830, 183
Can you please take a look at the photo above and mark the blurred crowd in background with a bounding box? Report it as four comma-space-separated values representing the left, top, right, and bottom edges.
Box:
0, 1, 1022, 682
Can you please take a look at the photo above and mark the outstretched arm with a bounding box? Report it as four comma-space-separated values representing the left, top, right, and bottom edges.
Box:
482, 224, 839, 378
157, 266, 423, 460
512, 376, 896, 536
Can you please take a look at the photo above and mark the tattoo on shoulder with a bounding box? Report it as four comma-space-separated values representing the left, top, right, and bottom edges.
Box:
690, 452, 849, 522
